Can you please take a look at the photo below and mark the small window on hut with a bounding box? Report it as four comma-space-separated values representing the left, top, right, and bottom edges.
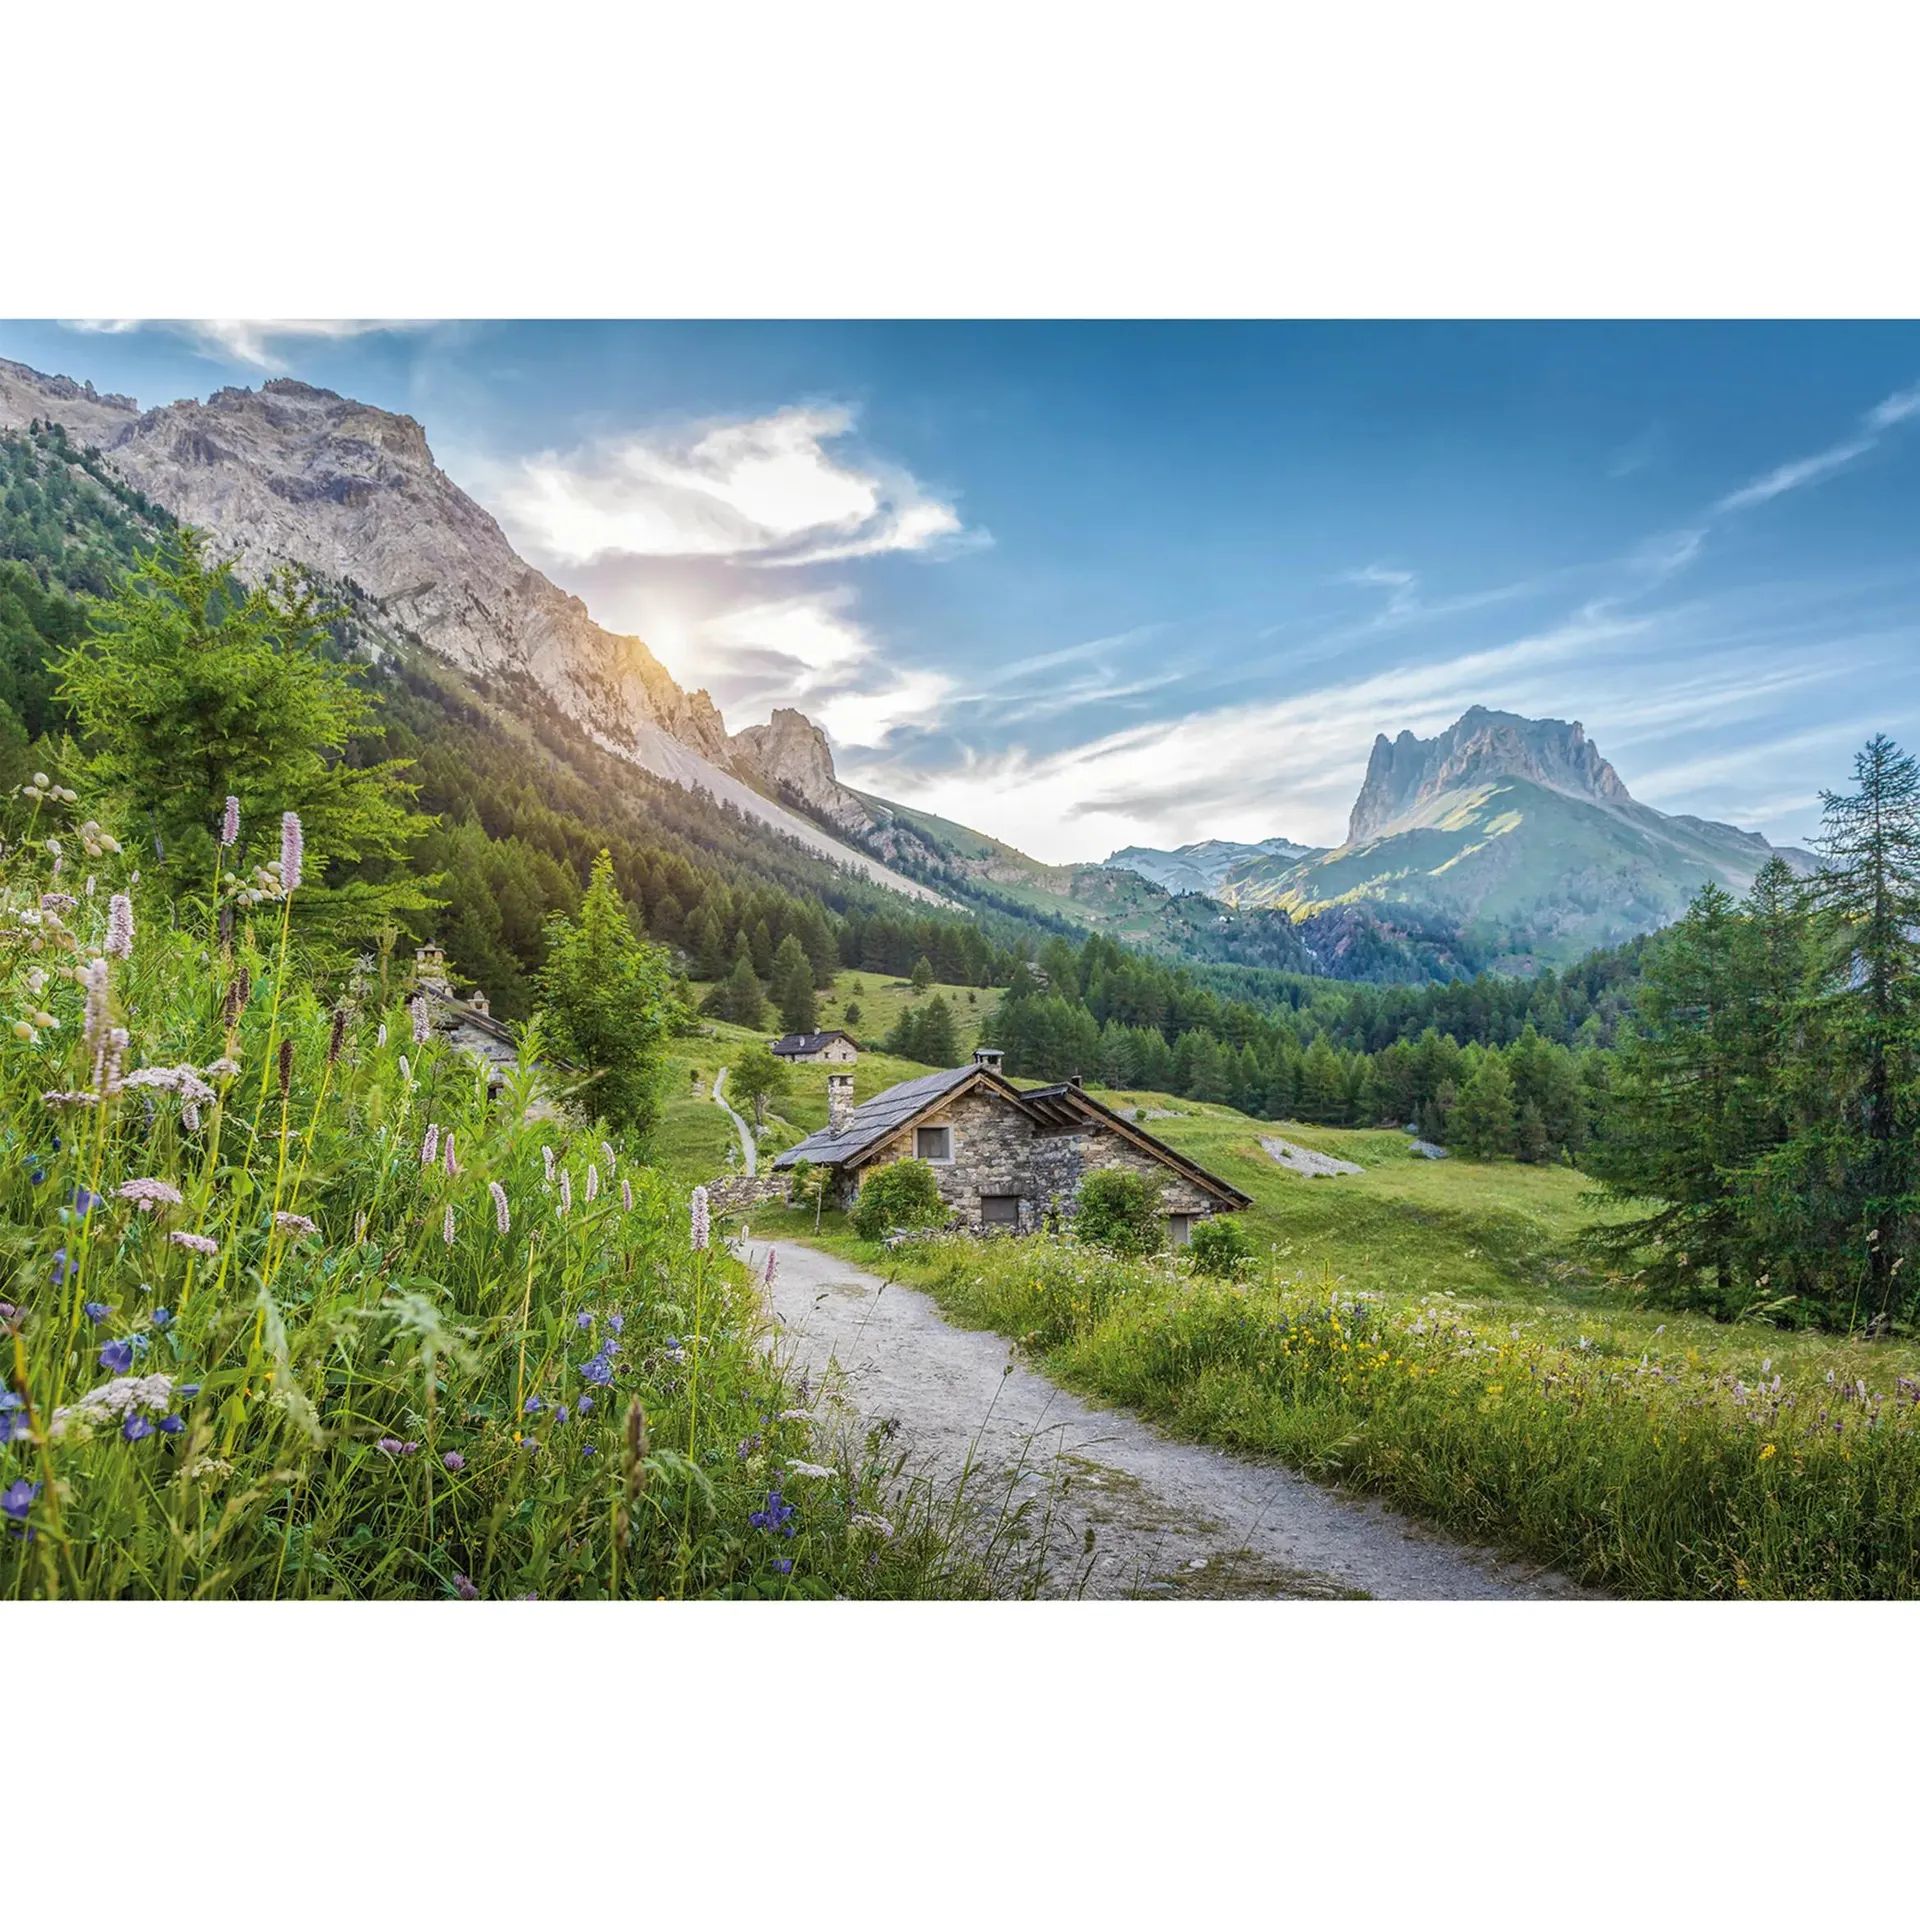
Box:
915, 1126, 953, 1163
981, 1195, 1020, 1227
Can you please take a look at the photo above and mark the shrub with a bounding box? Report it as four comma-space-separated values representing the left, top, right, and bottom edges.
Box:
851, 1158, 948, 1240
1186, 1214, 1253, 1278
1073, 1169, 1164, 1256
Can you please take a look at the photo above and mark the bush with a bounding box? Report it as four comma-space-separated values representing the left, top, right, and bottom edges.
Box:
851, 1158, 949, 1240
1186, 1214, 1253, 1278
1072, 1169, 1164, 1256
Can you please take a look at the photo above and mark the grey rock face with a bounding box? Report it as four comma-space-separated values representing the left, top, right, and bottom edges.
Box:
728, 707, 874, 834
1348, 706, 1631, 844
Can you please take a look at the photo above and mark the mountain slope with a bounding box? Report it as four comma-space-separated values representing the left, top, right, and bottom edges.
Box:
0, 357, 940, 905
1105, 836, 1323, 895
1219, 707, 1816, 964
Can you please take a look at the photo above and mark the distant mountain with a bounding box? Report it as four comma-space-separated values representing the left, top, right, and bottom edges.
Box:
1218, 707, 1817, 965
1105, 837, 1323, 895
0, 357, 940, 905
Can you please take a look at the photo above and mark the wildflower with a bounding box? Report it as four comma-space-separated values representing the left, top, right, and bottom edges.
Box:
521, 1437, 539, 1453
621, 1179, 633, 1212
122, 1410, 155, 1441
1, 1480, 38, 1521
786, 1460, 835, 1480
559, 1169, 572, 1215
99, 1340, 134, 1374
272, 1211, 319, 1237
410, 995, 430, 1046
849, 1512, 895, 1540
579, 1353, 614, 1387
489, 1181, 511, 1234
609, 1311, 624, 1334
443, 1451, 465, 1470
104, 892, 134, 959
772, 1558, 793, 1575
170, 1231, 219, 1257
585, 1164, 599, 1206
221, 795, 240, 847
398, 1053, 412, 1085
525, 1394, 543, 1413
279, 811, 303, 892
375, 1436, 420, 1456
277, 1036, 293, 1098
81, 958, 107, 1048
576, 1395, 594, 1414
151, 1308, 171, 1328
452, 1573, 479, 1600
690, 1185, 710, 1252
541, 1146, 555, 1184
84, 1301, 110, 1323
556, 1405, 569, 1424
601, 1142, 617, 1176
420, 1122, 439, 1167
328, 1006, 347, 1066
158, 1415, 185, 1435
764, 1248, 778, 1289
117, 1177, 184, 1212
582, 1444, 597, 1458
748, 1488, 798, 1537
443, 1131, 459, 1177
443, 1204, 456, 1247
50, 1249, 71, 1286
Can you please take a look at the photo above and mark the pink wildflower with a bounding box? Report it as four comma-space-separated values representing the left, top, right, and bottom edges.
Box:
116, 1177, 183, 1212
410, 996, 430, 1046
585, 1164, 599, 1206
421, 1123, 439, 1167
82, 958, 108, 1050
279, 812, 303, 892
443, 1204, 456, 1247
443, 1131, 459, 1177
490, 1181, 511, 1234
272, 1211, 319, 1238
105, 892, 134, 959
621, 1179, 633, 1212
559, 1169, 573, 1216
221, 795, 240, 848
541, 1146, 555, 1185
690, 1185, 710, 1253
170, 1230, 220, 1256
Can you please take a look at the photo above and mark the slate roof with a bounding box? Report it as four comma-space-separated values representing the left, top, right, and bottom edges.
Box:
773, 1065, 977, 1167
770, 1029, 856, 1057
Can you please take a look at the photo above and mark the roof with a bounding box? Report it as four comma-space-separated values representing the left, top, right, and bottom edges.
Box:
770, 1029, 856, 1056
773, 1064, 978, 1167
772, 1064, 1251, 1210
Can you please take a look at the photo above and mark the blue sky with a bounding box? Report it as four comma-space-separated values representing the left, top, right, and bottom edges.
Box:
6, 318, 1918, 862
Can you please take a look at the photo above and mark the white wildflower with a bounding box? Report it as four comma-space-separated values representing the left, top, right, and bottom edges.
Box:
785, 1460, 835, 1480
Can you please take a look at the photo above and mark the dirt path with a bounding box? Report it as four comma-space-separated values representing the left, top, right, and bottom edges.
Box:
746, 1235, 1595, 1601
711, 1067, 757, 1175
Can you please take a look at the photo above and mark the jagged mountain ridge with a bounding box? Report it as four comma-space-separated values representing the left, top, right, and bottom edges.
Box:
1114, 706, 1816, 967
1105, 836, 1323, 896
0, 357, 940, 905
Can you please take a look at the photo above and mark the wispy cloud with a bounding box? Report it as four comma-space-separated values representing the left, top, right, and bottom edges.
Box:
63, 318, 436, 372
483, 405, 983, 569
1713, 381, 1920, 516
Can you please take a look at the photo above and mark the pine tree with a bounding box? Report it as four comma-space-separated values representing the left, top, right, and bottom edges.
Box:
917, 994, 960, 1068
1449, 1052, 1516, 1159
710, 954, 768, 1030
1515, 1100, 1551, 1164
909, 954, 934, 994
769, 933, 817, 1034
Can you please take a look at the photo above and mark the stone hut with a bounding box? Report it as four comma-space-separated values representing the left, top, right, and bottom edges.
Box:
769, 1028, 860, 1066
772, 1047, 1249, 1238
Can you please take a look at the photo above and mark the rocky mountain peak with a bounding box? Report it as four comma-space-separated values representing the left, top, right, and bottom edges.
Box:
728, 708, 875, 836
1347, 706, 1632, 844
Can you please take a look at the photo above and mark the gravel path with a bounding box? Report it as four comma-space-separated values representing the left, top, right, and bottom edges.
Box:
747, 1235, 1595, 1601
711, 1067, 757, 1175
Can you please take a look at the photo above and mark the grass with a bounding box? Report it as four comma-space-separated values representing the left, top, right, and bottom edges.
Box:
743, 1085, 1920, 1597
0, 793, 1003, 1601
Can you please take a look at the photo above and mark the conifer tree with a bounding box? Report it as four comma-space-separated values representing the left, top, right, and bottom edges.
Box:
1450, 1051, 1516, 1159
770, 932, 818, 1034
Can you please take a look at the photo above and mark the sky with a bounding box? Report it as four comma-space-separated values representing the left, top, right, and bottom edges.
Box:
5, 318, 1918, 863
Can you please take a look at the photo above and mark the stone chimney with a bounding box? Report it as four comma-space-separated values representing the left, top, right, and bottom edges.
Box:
1068, 1072, 1083, 1088
468, 990, 490, 1018
972, 1047, 1004, 1071
827, 1073, 855, 1137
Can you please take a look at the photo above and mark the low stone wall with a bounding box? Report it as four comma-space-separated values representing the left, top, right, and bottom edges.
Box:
706, 1173, 792, 1214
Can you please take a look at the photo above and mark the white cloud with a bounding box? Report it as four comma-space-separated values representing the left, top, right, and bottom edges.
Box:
64, 318, 435, 371
485, 405, 979, 569
1713, 378, 1920, 517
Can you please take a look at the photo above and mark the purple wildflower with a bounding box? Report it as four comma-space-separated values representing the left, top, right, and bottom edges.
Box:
525, 1394, 543, 1413
609, 1310, 625, 1334
221, 795, 240, 848
489, 1181, 511, 1234
443, 1204, 456, 1247
158, 1415, 185, 1434
558, 1169, 572, 1216
443, 1451, 464, 1471
584, 1164, 599, 1206
452, 1573, 479, 1600
117, 1177, 183, 1212
122, 1410, 154, 1441
1, 1480, 38, 1521
151, 1308, 171, 1327
579, 1353, 613, 1387
73, 1186, 101, 1219
443, 1131, 459, 1177
105, 892, 134, 960
410, 995, 430, 1046
541, 1145, 555, 1185
421, 1123, 439, 1166
582, 1444, 596, 1457
748, 1488, 798, 1538
84, 1301, 109, 1324
576, 1395, 594, 1414
576, 1310, 592, 1330
179, 1383, 200, 1397
521, 1437, 539, 1453
169, 1230, 219, 1257
772, 1558, 793, 1575
690, 1185, 710, 1252
82, 958, 107, 1050
279, 811, 303, 892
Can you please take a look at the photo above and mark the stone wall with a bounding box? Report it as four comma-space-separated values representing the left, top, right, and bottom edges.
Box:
839, 1088, 1222, 1233
707, 1173, 793, 1215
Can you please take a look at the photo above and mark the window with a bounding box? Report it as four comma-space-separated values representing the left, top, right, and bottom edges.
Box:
981, 1195, 1020, 1227
914, 1126, 953, 1163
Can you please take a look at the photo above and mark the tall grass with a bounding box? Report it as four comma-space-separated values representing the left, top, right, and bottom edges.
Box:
884, 1231, 1920, 1598
0, 782, 989, 1599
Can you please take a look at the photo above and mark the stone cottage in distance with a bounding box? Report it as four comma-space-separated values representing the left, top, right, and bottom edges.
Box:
773, 1047, 1249, 1239
770, 1028, 859, 1066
